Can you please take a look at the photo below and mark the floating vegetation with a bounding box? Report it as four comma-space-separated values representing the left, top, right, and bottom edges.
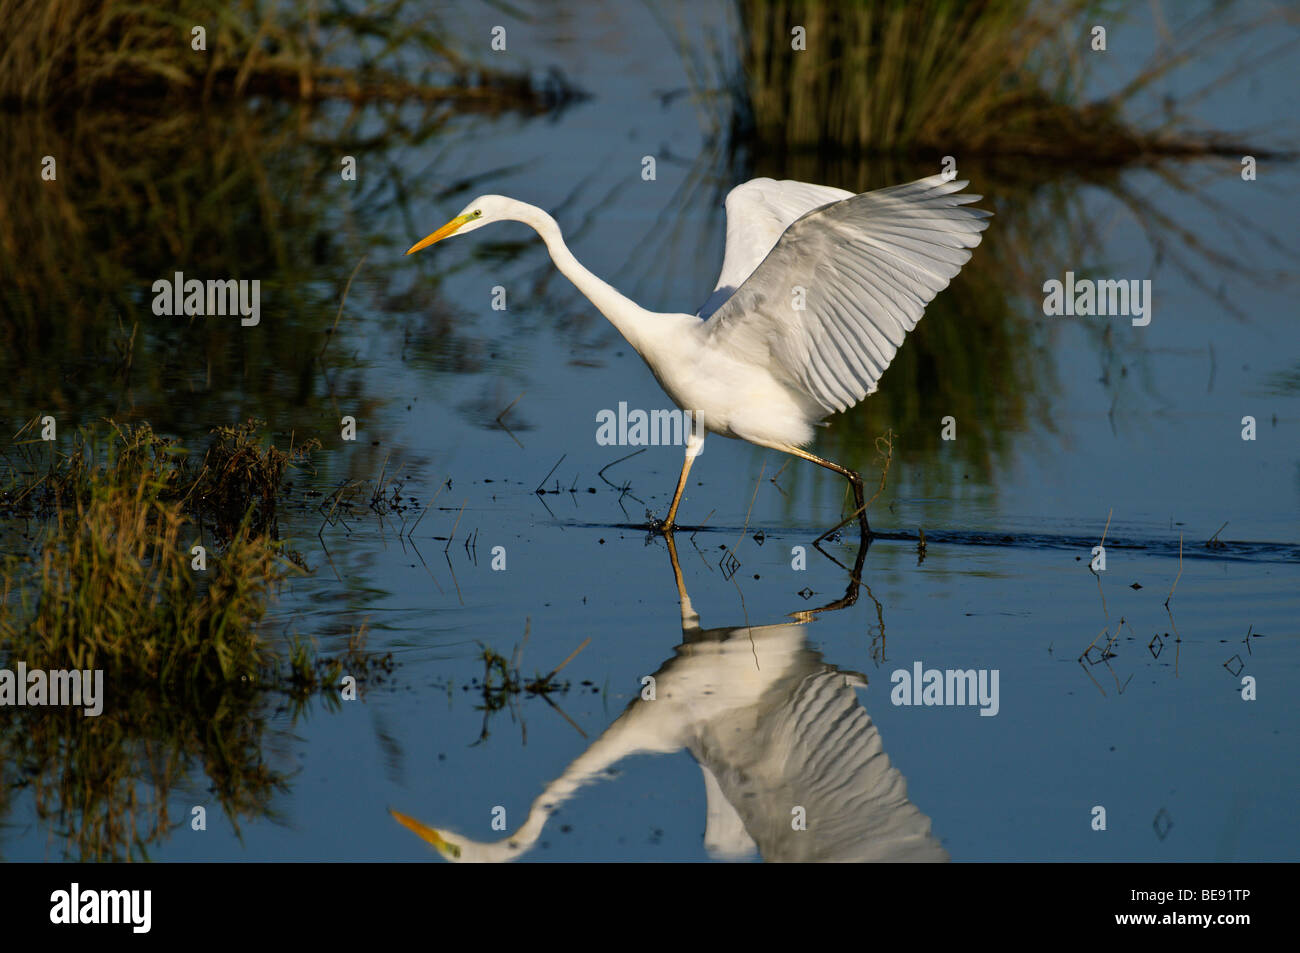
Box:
287, 624, 395, 707
431, 621, 592, 745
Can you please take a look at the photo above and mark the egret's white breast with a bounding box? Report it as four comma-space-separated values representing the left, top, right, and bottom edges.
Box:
637, 315, 820, 451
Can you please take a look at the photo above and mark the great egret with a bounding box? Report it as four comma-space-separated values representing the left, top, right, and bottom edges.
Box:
391, 536, 948, 862
406, 175, 990, 536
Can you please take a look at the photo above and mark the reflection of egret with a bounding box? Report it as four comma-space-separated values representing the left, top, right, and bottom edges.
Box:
391, 538, 948, 862
407, 176, 990, 535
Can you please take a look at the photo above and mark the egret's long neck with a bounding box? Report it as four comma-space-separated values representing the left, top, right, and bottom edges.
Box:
515, 204, 662, 353
436, 698, 684, 861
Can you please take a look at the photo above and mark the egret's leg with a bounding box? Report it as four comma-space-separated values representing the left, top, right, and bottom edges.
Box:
663, 453, 695, 531
664, 534, 701, 635
663, 431, 705, 531
779, 446, 870, 539
665, 533, 687, 601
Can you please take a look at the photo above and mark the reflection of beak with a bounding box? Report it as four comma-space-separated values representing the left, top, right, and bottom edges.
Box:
390, 809, 463, 859
405, 214, 473, 255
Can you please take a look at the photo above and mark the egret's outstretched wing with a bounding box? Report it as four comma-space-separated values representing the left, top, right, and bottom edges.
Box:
697, 178, 854, 319
703, 175, 991, 415
698, 666, 949, 862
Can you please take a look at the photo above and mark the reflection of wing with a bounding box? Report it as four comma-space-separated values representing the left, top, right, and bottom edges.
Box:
394, 597, 946, 863
703, 175, 991, 415
694, 664, 949, 862
697, 178, 853, 320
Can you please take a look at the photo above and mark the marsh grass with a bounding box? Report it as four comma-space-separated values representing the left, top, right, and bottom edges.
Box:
474, 643, 575, 707
9, 493, 285, 682
0, 419, 394, 859
2, 417, 318, 532
0, 0, 581, 108
0, 419, 323, 686
733, 0, 1285, 160
197, 420, 322, 537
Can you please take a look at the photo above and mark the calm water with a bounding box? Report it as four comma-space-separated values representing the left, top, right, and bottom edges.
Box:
1, 0, 1297, 861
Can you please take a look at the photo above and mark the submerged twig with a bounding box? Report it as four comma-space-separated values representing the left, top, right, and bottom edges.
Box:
319, 254, 367, 359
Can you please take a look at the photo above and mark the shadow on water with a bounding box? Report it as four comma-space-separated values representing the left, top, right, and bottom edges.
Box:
391, 537, 948, 862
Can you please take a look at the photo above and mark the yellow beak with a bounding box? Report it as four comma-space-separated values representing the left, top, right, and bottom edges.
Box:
405, 214, 474, 255
390, 808, 463, 859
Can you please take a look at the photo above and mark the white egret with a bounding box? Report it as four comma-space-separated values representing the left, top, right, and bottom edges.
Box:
391, 537, 948, 862
406, 175, 990, 535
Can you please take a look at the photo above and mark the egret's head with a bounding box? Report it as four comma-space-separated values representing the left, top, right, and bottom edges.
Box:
405, 195, 512, 255
389, 809, 465, 861
390, 806, 543, 863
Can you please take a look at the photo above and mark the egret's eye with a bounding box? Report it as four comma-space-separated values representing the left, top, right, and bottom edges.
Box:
473, 210, 482, 218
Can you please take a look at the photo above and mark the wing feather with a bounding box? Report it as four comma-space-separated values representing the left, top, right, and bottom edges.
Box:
697, 178, 854, 319
703, 174, 991, 415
